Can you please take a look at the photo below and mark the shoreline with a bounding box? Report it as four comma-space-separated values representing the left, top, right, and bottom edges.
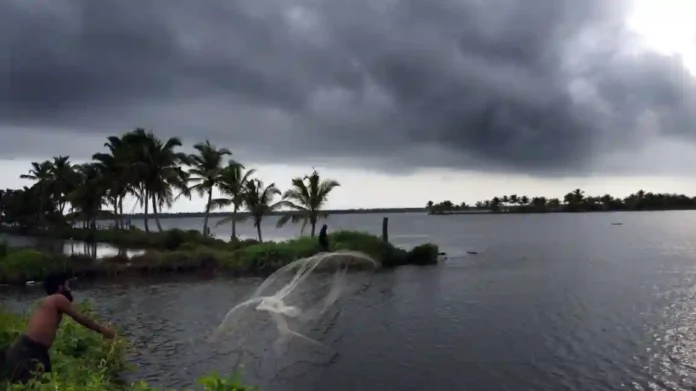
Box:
427, 207, 696, 215
124, 207, 426, 220
0, 230, 440, 286
0, 225, 239, 250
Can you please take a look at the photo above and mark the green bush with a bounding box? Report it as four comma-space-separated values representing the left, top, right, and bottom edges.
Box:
0, 303, 256, 390
405, 243, 440, 265
0, 250, 68, 284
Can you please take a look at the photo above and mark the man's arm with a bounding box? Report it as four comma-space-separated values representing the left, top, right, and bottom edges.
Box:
53, 295, 116, 339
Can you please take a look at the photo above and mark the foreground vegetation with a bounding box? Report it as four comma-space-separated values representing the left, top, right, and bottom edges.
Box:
0, 231, 439, 285
427, 189, 696, 214
0, 303, 254, 390
0, 128, 344, 243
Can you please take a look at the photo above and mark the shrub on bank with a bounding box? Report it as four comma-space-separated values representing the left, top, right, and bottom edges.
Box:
0, 231, 440, 285
0, 304, 255, 390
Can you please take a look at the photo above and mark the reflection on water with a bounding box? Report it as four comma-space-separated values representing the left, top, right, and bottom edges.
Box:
0, 234, 145, 258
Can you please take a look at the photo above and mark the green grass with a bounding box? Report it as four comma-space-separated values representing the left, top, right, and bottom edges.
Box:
0, 231, 440, 285
0, 303, 255, 390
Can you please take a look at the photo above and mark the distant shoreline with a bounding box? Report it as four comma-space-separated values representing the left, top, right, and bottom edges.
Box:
428, 207, 696, 215
123, 207, 427, 220
117, 206, 696, 221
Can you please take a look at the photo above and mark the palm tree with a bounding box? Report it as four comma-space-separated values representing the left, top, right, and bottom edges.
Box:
68, 163, 108, 231
243, 179, 284, 242
3, 187, 40, 227
491, 197, 501, 212
209, 160, 255, 240
49, 156, 77, 216
123, 129, 189, 232
276, 170, 340, 237
531, 197, 547, 210
20, 160, 53, 226
93, 136, 134, 229
600, 194, 613, 209
186, 140, 231, 236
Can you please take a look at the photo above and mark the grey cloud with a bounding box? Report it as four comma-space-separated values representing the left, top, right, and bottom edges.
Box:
1, 0, 695, 176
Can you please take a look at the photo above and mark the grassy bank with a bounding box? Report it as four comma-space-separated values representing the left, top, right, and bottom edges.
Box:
0, 303, 254, 390
0, 225, 240, 251
0, 231, 440, 285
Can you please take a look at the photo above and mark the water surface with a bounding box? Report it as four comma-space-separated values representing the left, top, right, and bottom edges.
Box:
3, 211, 696, 390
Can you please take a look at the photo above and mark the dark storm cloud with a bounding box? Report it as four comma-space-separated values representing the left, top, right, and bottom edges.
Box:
1, 0, 695, 175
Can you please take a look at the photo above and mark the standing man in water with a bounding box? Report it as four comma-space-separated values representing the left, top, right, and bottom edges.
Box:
318, 224, 329, 252
2, 273, 116, 384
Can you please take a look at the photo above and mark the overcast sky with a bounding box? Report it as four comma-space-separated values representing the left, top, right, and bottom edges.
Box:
1, 0, 696, 212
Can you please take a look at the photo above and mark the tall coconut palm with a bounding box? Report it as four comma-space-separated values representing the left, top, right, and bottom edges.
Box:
68, 163, 108, 231
93, 135, 136, 229
123, 128, 189, 232
243, 179, 284, 242
276, 170, 340, 237
49, 155, 77, 216
20, 160, 53, 226
186, 140, 231, 236
209, 160, 255, 240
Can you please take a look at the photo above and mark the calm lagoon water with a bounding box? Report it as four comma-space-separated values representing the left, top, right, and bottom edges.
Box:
4, 211, 696, 390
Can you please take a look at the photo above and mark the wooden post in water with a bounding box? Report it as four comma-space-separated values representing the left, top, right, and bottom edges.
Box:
382, 217, 389, 242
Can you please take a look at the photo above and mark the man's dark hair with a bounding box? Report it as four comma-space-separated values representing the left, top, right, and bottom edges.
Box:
43, 273, 69, 296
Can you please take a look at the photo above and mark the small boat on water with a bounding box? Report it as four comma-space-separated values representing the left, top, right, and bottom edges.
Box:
611, 222, 623, 226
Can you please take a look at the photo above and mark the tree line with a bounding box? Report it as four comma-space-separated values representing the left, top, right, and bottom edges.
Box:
427, 188, 696, 214
0, 128, 340, 241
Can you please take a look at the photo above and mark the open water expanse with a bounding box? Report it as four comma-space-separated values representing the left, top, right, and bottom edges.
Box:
4, 211, 696, 390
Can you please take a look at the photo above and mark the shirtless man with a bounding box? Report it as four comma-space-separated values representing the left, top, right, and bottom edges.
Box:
2, 273, 116, 384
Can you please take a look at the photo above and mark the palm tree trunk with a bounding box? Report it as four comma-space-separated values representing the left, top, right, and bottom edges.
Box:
311, 221, 316, 237
89, 215, 97, 241
203, 189, 212, 236
256, 218, 263, 242
38, 185, 45, 228
119, 197, 124, 230
143, 189, 150, 232
231, 205, 238, 240
112, 199, 119, 229
152, 196, 163, 232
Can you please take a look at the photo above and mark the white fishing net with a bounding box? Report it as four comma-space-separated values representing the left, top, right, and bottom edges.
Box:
209, 250, 378, 380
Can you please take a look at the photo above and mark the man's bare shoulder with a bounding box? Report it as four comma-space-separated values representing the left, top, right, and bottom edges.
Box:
43, 294, 71, 311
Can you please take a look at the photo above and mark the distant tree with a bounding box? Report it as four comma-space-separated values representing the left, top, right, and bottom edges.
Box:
187, 140, 232, 236
210, 160, 255, 240
277, 170, 341, 237
243, 179, 284, 242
